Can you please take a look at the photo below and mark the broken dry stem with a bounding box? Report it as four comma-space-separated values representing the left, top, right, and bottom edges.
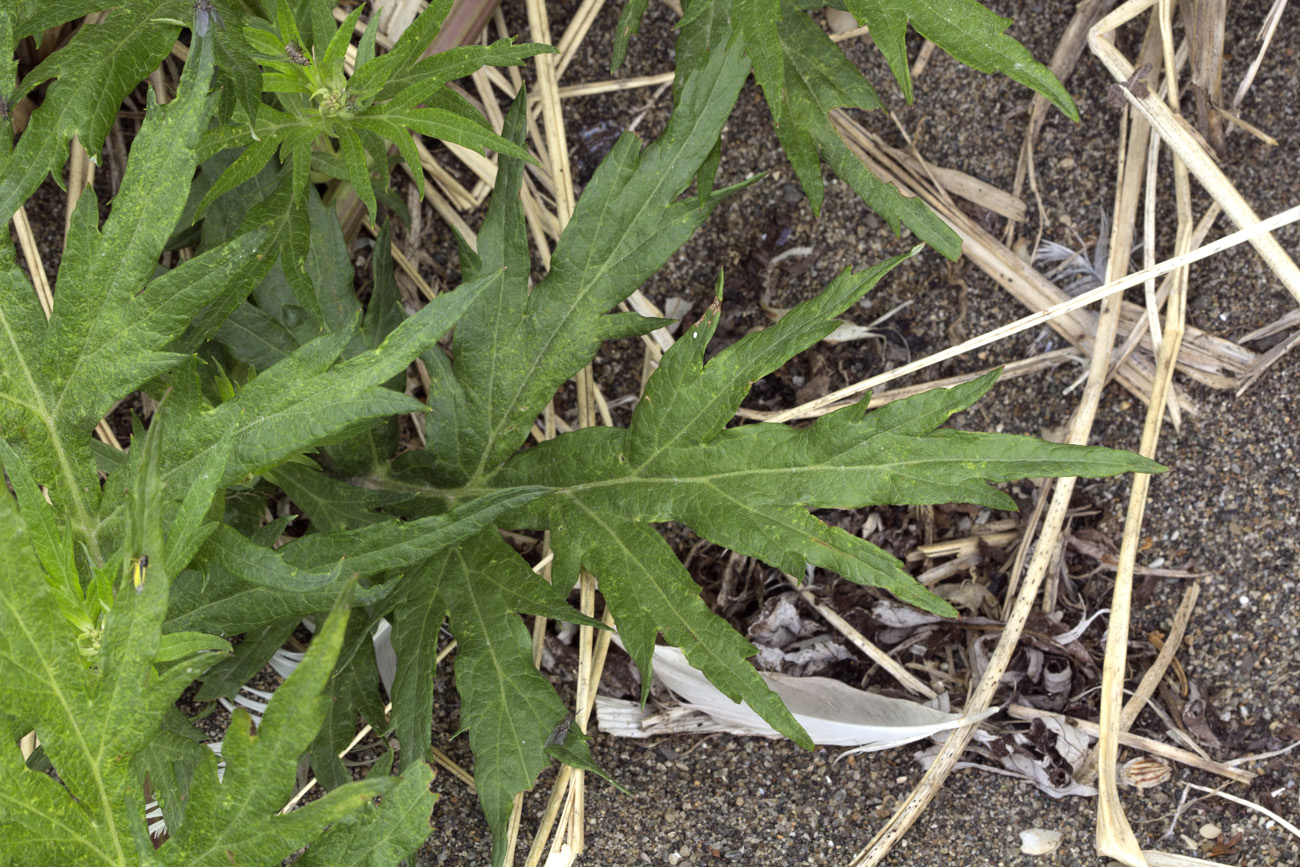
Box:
763, 203, 1300, 426
1096, 36, 1194, 861
1232, 0, 1289, 111
1091, 0, 1300, 306
1079, 581, 1201, 785
554, 0, 610, 79
1002, 478, 1054, 619
908, 527, 1019, 562
1105, 205, 1226, 392
782, 574, 937, 700
847, 96, 1150, 866
364, 219, 436, 300
1005, 705, 1254, 785
1010, 0, 1113, 210
823, 117, 1254, 413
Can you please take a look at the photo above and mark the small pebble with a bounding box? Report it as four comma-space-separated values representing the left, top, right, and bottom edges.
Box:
1200, 823, 1222, 840
824, 8, 857, 31
1019, 829, 1062, 856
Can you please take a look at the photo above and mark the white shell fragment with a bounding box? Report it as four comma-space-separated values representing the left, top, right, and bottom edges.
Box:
1019, 828, 1063, 856
1119, 756, 1173, 789
1199, 823, 1222, 839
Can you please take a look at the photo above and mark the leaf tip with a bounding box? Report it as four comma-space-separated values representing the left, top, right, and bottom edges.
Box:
1136, 457, 1168, 474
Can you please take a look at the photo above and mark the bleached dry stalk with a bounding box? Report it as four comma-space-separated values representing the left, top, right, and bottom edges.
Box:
847, 72, 1159, 866
1091, 0, 1300, 307
761, 204, 1300, 427
512, 0, 607, 857
1008, 0, 1113, 246
1092, 2, 1196, 860
1079, 582, 1201, 785
1232, 0, 1290, 111
555, 0, 611, 79
828, 117, 1255, 412
553, 71, 675, 99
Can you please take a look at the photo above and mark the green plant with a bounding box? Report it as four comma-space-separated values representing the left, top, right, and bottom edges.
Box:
616, 0, 1079, 260
1, 1, 1161, 865
0, 459, 437, 866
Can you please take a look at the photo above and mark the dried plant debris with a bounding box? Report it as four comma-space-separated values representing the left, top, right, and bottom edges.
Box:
1018, 827, 1064, 856
916, 714, 1100, 798
868, 597, 1103, 709
746, 593, 852, 676
1120, 755, 1174, 789
1179, 679, 1223, 750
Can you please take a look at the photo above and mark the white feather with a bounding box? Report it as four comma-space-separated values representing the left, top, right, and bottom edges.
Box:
609, 636, 995, 751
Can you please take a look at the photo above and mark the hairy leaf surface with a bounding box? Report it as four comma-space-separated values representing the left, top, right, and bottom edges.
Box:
384, 53, 753, 860
488, 255, 1164, 742
91, 273, 494, 555
844, 0, 1077, 116
0, 37, 237, 558
423, 42, 751, 486
193, 2, 550, 226
0, 451, 214, 867
153, 586, 417, 867
0, 0, 185, 221
617, 0, 1078, 258
390, 533, 607, 867
1, 423, 428, 866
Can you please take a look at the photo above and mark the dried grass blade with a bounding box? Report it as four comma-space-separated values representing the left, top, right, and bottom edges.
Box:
1004, 706, 1254, 785
847, 70, 1150, 866
762, 202, 1300, 427
1091, 0, 1300, 307
1232, 0, 1289, 110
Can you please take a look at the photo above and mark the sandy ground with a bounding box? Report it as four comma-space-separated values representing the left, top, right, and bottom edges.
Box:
415, 0, 1299, 864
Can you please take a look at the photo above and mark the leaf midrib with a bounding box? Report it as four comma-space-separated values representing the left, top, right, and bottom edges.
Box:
0, 302, 102, 559
0, 592, 124, 865
470, 70, 740, 480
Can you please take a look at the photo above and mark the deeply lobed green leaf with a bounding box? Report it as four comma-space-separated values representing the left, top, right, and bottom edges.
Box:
0, 34, 224, 557
484, 257, 1162, 742
191, 0, 550, 227
0, 4, 1148, 866
391, 533, 608, 866
0, 0, 186, 223
423, 41, 752, 486
0, 455, 437, 866
844, 0, 1078, 117
615, 0, 1078, 258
